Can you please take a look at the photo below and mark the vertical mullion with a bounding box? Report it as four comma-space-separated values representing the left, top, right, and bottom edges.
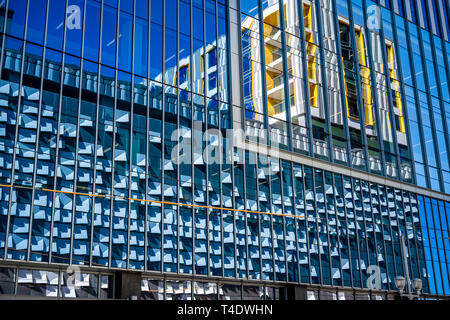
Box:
296, 0, 314, 157
360, 180, 371, 290
399, 0, 431, 188
377, 185, 391, 291
107, 0, 120, 269
433, 200, 448, 295
410, 193, 425, 292
425, 199, 443, 296
310, 168, 322, 285
249, 152, 259, 281
350, 177, 363, 288
202, 0, 211, 278
160, 0, 166, 274
421, 4, 450, 192
175, 0, 180, 276
4, 0, 30, 261
417, 36, 445, 192
227, 1, 238, 280
277, 0, 293, 152
268, 157, 275, 282
401, 192, 417, 293
96, 271, 101, 298
144, 0, 151, 272
358, 1, 387, 177
163, 277, 166, 300
215, 0, 225, 281
322, 170, 333, 286
411, 0, 444, 192
69, 0, 88, 267
279, 158, 288, 283
27, 0, 50, 262
256, 0, 270, 146
346, 0, 369, 172
386, 187, 399, 291
341, 175, 353, 288
441, 202, 450, 294
437, 5, 450, 106
331, 173, 344, 289
190, 0, 196, 278
234, 0, 245, 281
420, 196, 437, 296
47, 0, 70, 264
394, 190, 410, 291
313, 0, 333, 162
231, 156, 237, 279
389, 7, 416, 183
324, 172, 334, 287
57, 270, 62, 298
241, 150, 248, 280
301, 165, 311, 285
331, 0, 353, 168
366, 0, 403, 181
289, 161, 300, 284
90, 0, 105, 268
411, 193, 427, 290
369, 183, 386, 291
315, 169, 324, 286
225, 1, 233, 127
126, 0, 137, 271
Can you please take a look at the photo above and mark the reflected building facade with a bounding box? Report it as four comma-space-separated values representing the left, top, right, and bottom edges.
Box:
0, 0, 449, 300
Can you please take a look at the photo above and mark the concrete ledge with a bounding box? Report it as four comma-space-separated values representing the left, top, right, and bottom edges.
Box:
240, 140, 450, 201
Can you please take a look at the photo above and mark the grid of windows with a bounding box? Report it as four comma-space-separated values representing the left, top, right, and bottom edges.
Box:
239, 0, 450, 192
0, 0, 448, 299
140, 277, 283, 300
0, 266, 113, 298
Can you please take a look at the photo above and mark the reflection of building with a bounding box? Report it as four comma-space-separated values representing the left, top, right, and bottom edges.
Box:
242, 0, 410, 179
0, 0, 449, 301
162, 37, 228, 101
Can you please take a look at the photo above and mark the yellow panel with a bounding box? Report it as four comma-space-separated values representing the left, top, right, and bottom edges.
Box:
303, 2, 318, 108
264, 9, 280, 28
303, 3, 312, 30
386, 43, 405, 133
355, 29, 374, 126
268, 97, 278, 117
338, 20, 373, 126
338, 21, 356, 121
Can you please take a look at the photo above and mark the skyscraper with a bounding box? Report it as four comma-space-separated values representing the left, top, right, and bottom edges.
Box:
0, 0, 449, 300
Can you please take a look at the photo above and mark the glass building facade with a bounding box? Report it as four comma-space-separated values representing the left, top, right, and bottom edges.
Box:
0, 0, 449, 300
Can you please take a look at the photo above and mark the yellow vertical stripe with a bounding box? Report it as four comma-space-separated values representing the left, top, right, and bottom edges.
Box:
386, 43, 405, 133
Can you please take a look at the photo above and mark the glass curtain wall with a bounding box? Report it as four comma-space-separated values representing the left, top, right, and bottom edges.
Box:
0, 0, 449, 298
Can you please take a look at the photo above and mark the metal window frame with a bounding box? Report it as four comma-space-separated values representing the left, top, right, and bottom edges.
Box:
313, 0, 334, 162
420, 0, 450, 192
277, 0, 294, 152
331, 0, 353, 168
345, 0, 370, 172
26, 0, 51, 263
388, 8, 417, 184
295, 0, 315, 157
419, 195, 439, 295
410, 0, 445, 192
